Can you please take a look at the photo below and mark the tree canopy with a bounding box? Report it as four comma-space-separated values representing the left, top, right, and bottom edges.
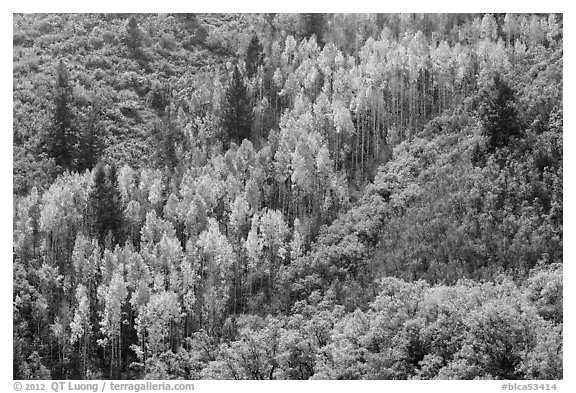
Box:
13, 13, 562, 381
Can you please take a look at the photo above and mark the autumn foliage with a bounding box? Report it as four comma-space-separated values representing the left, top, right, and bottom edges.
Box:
13, 13, 562, 380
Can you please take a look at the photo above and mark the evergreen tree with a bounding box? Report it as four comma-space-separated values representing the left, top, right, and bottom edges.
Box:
222, 65, 253, 147
88, 163, 108, 245
245, 33, 264, 79
106, 164, 124, 247
300, 13, 325, 46
153, 113, 181, 172
88, 163, 124, 248
477, 73, 521, 150
46, 60, 77, 171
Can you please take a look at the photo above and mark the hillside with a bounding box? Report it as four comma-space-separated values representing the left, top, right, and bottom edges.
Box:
13, 13, 562, 380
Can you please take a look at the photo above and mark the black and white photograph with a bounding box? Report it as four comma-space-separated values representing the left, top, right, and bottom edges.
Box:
11, 6, 566, 387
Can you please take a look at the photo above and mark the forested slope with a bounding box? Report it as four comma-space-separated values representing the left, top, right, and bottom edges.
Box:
13, 13, 562, 380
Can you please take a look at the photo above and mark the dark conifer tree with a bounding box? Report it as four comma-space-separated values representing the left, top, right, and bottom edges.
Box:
477, 73, 521, 150
107, 163, 124, 245
46, 60, 77, 171
245, 33, 264, 79
222, 65, 253, 146
153, 111, 182, 172
88, 163, 123, 248
300, 13, 325, 46
88, 163, 107, 244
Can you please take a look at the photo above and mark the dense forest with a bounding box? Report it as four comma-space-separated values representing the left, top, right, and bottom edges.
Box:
13, 13, 562, 380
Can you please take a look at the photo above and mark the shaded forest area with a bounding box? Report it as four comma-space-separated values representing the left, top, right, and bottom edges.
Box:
13, 13, 562, 380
